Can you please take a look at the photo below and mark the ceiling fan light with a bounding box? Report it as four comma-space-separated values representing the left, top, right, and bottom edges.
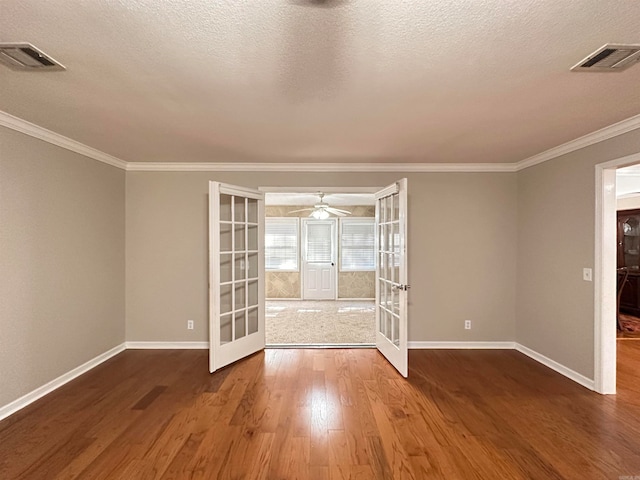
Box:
311, 209, 329, 219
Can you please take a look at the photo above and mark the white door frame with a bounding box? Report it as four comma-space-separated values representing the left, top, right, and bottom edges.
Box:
301, 218, 338, 300
595, 151, 640, 394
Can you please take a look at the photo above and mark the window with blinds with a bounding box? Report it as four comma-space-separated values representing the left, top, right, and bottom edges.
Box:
340, 218, 375, 271
265, 218, 299, 271
305, 222, 333, 263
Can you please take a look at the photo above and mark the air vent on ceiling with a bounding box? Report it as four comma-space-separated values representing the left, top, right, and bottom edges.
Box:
571, 44, 640, 72
0, 43, 65, 71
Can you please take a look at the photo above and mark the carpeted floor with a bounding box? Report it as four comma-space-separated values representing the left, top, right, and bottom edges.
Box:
266, 300, 375, 345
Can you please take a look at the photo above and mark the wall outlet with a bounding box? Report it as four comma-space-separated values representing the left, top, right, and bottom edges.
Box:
464, 320, 471, 330
583, 268, 592, 282
187, 320, 194, 330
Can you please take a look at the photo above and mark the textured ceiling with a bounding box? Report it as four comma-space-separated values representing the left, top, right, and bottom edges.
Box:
1, 0, 640, 164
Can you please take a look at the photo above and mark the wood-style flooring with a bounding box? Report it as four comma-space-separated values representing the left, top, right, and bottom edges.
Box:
1, 344, 640, 479
618, 313, 640, 339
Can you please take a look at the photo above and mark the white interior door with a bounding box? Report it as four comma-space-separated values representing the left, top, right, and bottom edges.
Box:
375, 179, 409, 377
302, 219, 337, 300
209, 182, 265, 373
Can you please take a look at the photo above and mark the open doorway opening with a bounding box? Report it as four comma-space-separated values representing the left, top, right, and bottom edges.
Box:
210, 180, 409, 376
263, 190, 376, 346
595, 153, 640, 394
616, 168, 640, 338
613, 166, 640, 398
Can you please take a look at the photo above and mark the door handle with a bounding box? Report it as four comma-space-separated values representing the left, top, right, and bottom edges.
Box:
331, 262, 335, 266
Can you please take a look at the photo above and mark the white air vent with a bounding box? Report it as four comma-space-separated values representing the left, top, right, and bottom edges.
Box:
571, 44, 640, 72
0, 43, 65, 71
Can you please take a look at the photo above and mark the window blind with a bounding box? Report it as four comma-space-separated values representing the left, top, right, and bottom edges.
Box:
340, 220, 375, 271
306, 223, 333, 263
265, 219, 298, 271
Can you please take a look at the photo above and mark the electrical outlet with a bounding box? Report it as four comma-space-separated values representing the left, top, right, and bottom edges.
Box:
187, 320, 194, 330
464, 320, 471, 330
583, 268, 592, 282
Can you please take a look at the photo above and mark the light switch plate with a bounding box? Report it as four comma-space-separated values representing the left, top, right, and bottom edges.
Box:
583, 268, 592, 282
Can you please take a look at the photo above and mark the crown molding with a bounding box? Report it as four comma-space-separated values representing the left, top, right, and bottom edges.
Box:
0, 110, 128, 170
516, 113, 640, 171
125, 161, 517, 172
4, 108, 639, 174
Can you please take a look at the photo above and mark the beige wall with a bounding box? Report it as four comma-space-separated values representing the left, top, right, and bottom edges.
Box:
517, 129, 640, 379
1, 115, 638, 412
266, 271, 300, 298
338, 271, 375, 298
126, 171, 517, 343
0, 127, 125, 408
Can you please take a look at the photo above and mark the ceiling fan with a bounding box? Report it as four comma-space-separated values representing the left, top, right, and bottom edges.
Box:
289, 192, 351, 219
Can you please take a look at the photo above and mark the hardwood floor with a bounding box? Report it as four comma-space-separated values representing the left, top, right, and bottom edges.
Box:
618, 313, 640, 339
1, 346, 640, 479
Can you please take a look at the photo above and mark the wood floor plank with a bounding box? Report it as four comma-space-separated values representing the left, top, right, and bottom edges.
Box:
1, 346, 640, 479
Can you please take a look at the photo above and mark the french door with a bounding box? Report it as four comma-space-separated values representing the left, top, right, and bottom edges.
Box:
375, 179, 409, 377
209, 182, 265, 373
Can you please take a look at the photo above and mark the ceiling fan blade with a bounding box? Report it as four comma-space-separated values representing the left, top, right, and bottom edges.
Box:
326, 207, 351, 215
324, 208, 350, 216
288, 207, 314, 214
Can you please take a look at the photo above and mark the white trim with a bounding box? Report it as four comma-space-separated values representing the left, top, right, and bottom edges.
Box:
515, 343, 595, 391
125, 341, 209, 349
593, 151, 640, 394
516, 113, 640, 171
594, 165, 617, 394
261, 186, 381, 194
3, 109, 639, 174
266, 297, 374, 301
336, 297, 375, 301
0, 343, 126, 422
408, 341, 516, 349
127, 162, 517, 173
266, 343, 374, 349
407, 341, 596, 391
0, 110, 128, 170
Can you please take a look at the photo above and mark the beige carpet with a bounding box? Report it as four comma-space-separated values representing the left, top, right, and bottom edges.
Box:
266, 300, 375, 345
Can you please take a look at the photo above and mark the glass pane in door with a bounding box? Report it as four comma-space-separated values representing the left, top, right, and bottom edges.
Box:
210, 182, 265, 374
374, 179, 408, 377
376, 189, 401, 346
306, 223, 332, 262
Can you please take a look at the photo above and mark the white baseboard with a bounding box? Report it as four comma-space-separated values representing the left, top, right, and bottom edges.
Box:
0, 339, 598, 423
515, 343, 595, 391
0, 343, 126, 422
267, 343, 374, 349
266, 298, 375, 301
125, 341, 209, 349
408, 341, 516, 349
408, 341, 594, 391
336, 298, 375, 301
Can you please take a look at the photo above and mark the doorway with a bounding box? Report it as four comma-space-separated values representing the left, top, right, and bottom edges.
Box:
209, 181, 410, 377
263, 189, 376, 346
595, 152, 640, 393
